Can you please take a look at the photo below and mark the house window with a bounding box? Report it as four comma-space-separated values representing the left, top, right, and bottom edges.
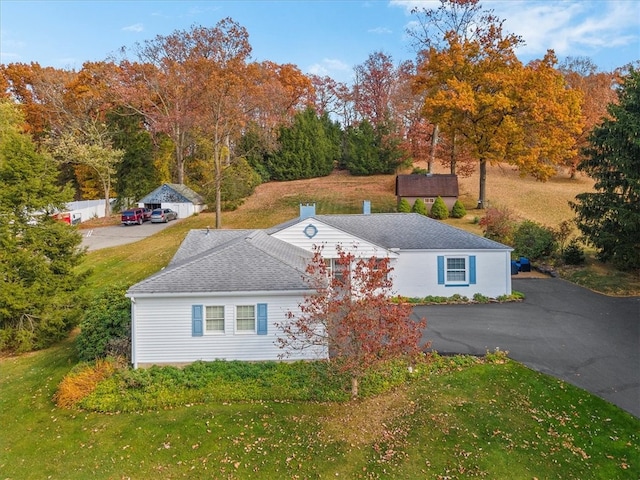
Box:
324, 258, 349, 282
437, 255, 476, 286
236, 305, 256, 332
205, 305, 224, 333
446, 257, 467, 283
424, 197, 435, 204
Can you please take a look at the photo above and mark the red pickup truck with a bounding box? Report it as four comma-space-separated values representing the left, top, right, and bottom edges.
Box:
121, 208, 150, 226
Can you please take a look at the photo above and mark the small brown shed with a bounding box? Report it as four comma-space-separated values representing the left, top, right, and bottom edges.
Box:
395, 174, 459, 210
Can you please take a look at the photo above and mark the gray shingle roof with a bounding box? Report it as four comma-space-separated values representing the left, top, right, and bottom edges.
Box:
129, 212, 511, 296
273, 212, 511, 251
139, 183, 205, 205
128, 230, 313, 295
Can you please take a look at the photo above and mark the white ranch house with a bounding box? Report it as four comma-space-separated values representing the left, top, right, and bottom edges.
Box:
127, 205, 512, 368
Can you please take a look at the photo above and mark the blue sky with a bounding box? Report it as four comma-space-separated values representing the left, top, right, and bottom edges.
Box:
1, 1, 638, 83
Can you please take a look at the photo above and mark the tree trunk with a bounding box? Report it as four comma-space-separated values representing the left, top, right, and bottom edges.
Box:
102, 184, 111, 216
214, 134, 229, 229
175, 127, 184, 185
450, 132, 457, 175
478, 158, 487, 209
351, 376, 359, 399
215, 152, 222, 229
428, 124, 439, 173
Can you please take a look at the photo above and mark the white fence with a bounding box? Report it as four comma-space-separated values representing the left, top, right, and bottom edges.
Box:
59, 199, 116, 224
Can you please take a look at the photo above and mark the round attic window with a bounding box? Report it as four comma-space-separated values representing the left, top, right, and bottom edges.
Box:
303, 223, 318, 239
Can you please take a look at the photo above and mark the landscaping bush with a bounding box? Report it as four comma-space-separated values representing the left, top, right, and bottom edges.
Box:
411, 198, 428, 216
513, 220, 556, 260
451, 199, 467, 218
430, 196, 449, 219
479, 206, 517, 244
563, 239, 586, 265
397, 198, 411, 213
72, 358, 428, 412
76, 285, 131, 362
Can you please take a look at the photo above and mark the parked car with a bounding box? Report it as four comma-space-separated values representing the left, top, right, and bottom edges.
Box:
121, 208, 147, 226
150, 208, 178, 223
141, 208, 152, 221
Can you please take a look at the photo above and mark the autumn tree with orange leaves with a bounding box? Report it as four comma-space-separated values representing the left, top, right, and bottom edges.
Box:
414, 3, 582, 208
559, 57, 618, 178
278, 246, 427, 399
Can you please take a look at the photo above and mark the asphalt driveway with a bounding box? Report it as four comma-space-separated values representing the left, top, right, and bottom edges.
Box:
81, 219, 179, 251
413, 277, 640, 418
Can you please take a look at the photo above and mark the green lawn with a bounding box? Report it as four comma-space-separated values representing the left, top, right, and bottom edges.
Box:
1, 340, 638, 479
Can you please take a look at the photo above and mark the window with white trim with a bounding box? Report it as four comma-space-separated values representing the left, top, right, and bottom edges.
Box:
324, 258, 349, 282
446, 257, 467, 283
236, 305, 256, 332
205, 305, 224, 333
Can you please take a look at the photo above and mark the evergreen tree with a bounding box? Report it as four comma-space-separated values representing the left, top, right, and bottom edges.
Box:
0, 101, 86, 352
107, 108, 158, 206
397, 198, 412, 213
342, 119, 407, 175
451, 199, 467, 218
570, 70, 640, 271
342, 120, 382, 175
267, 108, 338, 180
236, 122, 272, 182
430, 196, 449, 219
411, 198, 428, 216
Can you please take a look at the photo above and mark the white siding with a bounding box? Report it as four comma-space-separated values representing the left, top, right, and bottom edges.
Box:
163, 203, 192, 219
392, 250, 512, 298
272, 219, 398, 259
132, 293, 326, 368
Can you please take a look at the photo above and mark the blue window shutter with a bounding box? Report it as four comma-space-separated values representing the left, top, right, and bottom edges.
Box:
192, 305, 203, 336
469, 255, 476, 284
437, 256, 445, 285
257, 303, 268, 335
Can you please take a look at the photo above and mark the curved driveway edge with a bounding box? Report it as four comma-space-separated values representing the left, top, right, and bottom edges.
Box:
81, 219, 179, 251
413, 277, 640, 418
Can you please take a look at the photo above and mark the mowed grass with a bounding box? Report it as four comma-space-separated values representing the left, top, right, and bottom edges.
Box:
1, 340, 638, 479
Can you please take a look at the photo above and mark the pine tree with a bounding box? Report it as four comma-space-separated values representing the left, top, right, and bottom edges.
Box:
411, 198, 428, 216
430, 196, 449, 219
0, 101, 86, 352
451, 199, 467, 218
397, 198, 412, 213
570, 70, 640, 271
268, 108, 337, 180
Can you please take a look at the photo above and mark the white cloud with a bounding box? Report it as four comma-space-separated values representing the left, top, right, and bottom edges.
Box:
390, 0, 639, 62
495, 1, 640, 59
307, 58, 352, 81
122, 23, 144, 33
369, 26, 393, 35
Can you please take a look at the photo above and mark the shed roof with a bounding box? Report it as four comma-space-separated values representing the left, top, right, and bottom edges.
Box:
395, 174, 459, 197
139, 183, 205, 205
